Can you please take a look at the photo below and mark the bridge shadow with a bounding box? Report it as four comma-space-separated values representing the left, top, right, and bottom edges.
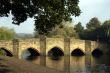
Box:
92, 49, 103, 58
48, 47, 64, 60
71, 48, 85, 56
0, 58, 12, 73
0, 48, 13, 57
22, 48, 40, 60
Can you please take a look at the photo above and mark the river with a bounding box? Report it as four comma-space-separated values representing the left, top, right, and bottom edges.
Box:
22, 51, 110, 73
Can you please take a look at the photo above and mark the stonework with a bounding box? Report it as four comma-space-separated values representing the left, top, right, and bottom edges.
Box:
0, 38, 108, 59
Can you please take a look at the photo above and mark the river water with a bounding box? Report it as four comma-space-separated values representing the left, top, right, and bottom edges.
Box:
22, 53, 110, 73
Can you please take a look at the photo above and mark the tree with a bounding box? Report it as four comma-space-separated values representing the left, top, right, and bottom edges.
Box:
0, 27, 15, 40
79, 17, 101, 40
86, 17, 101, 30
35, 21, 78, 38
81, 19, 110, 42
101, 20, 110, 40
74, 22, 84, 33
0, 0, 81, 35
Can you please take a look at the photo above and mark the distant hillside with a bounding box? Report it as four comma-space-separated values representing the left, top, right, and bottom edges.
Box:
15, 33, 34, 39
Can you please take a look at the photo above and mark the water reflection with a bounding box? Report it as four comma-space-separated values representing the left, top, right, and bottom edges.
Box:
22, 52, 110, 73
29, 56, 40, 65
70, 56, 86, 73
46, 56, 64, 71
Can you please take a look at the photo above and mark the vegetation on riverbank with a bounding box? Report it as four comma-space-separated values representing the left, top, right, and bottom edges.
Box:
75, 17, 110, 43
34, 17, 110, 44
0, 0, 109, 43
0, 27, 15, 40
34, 21, 79, 38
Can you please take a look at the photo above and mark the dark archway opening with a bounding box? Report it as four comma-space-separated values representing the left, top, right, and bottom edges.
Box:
22, 48, 40, 60
107, 49, 110, 55
0, 48, 13, 57
92, 49, 103, 58
71, 48, 85, 56
48, 47, 64, 60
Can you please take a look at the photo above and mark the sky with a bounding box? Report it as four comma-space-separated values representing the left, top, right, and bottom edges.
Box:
0, 0, 110, 34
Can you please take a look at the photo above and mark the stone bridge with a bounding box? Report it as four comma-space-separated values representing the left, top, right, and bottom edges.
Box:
0, 38, 108, 59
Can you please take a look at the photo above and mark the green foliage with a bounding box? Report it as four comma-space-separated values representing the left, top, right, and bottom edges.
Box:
101, 20, 110, 40
86, 17, 101, 30
79, 29, 98, 40
79, 17, 101, 41
34, 21, 78, 38
80, 18, 110, 42
74, 22, 84, 33
0, 0, 81, 35
0, 27, 15, 40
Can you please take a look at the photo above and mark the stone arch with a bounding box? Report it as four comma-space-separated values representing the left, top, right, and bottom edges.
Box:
48, 46, 64, 57
92, 48, 103, 57
71, 48, 85, 56
0, 47, 13, 57
21, 47, 40, 59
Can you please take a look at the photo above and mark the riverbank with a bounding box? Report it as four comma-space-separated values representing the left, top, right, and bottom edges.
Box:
0, 56, 64, 73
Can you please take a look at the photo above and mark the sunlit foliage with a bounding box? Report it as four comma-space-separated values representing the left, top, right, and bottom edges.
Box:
0, 27, 15, 40
0, 0, 81, 35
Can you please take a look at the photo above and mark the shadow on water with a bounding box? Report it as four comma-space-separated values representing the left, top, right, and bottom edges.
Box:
91, 55, 110, 73
49, 56, 62, 60
26, 56, 39, 61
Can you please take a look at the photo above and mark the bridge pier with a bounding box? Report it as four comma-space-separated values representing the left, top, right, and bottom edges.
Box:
40, 36, 46, 66
13, 39, 19, 58
64, 56, 70, 73
40, 56, 46, 66
64, 38, 70, 55
40, 36, 46, 56
85, 40, 91, 55
85, 40, 92, 72
64, 38, 70, 72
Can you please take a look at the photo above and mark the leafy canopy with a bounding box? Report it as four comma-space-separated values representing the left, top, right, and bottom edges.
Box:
0, 0, 81, 35
34, 21, 78, 38
86, 17, 101, 30
74, 22, 84, 33
102, 20, 110, 38
47, 21, 78, 38
0, 27, 15, 40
